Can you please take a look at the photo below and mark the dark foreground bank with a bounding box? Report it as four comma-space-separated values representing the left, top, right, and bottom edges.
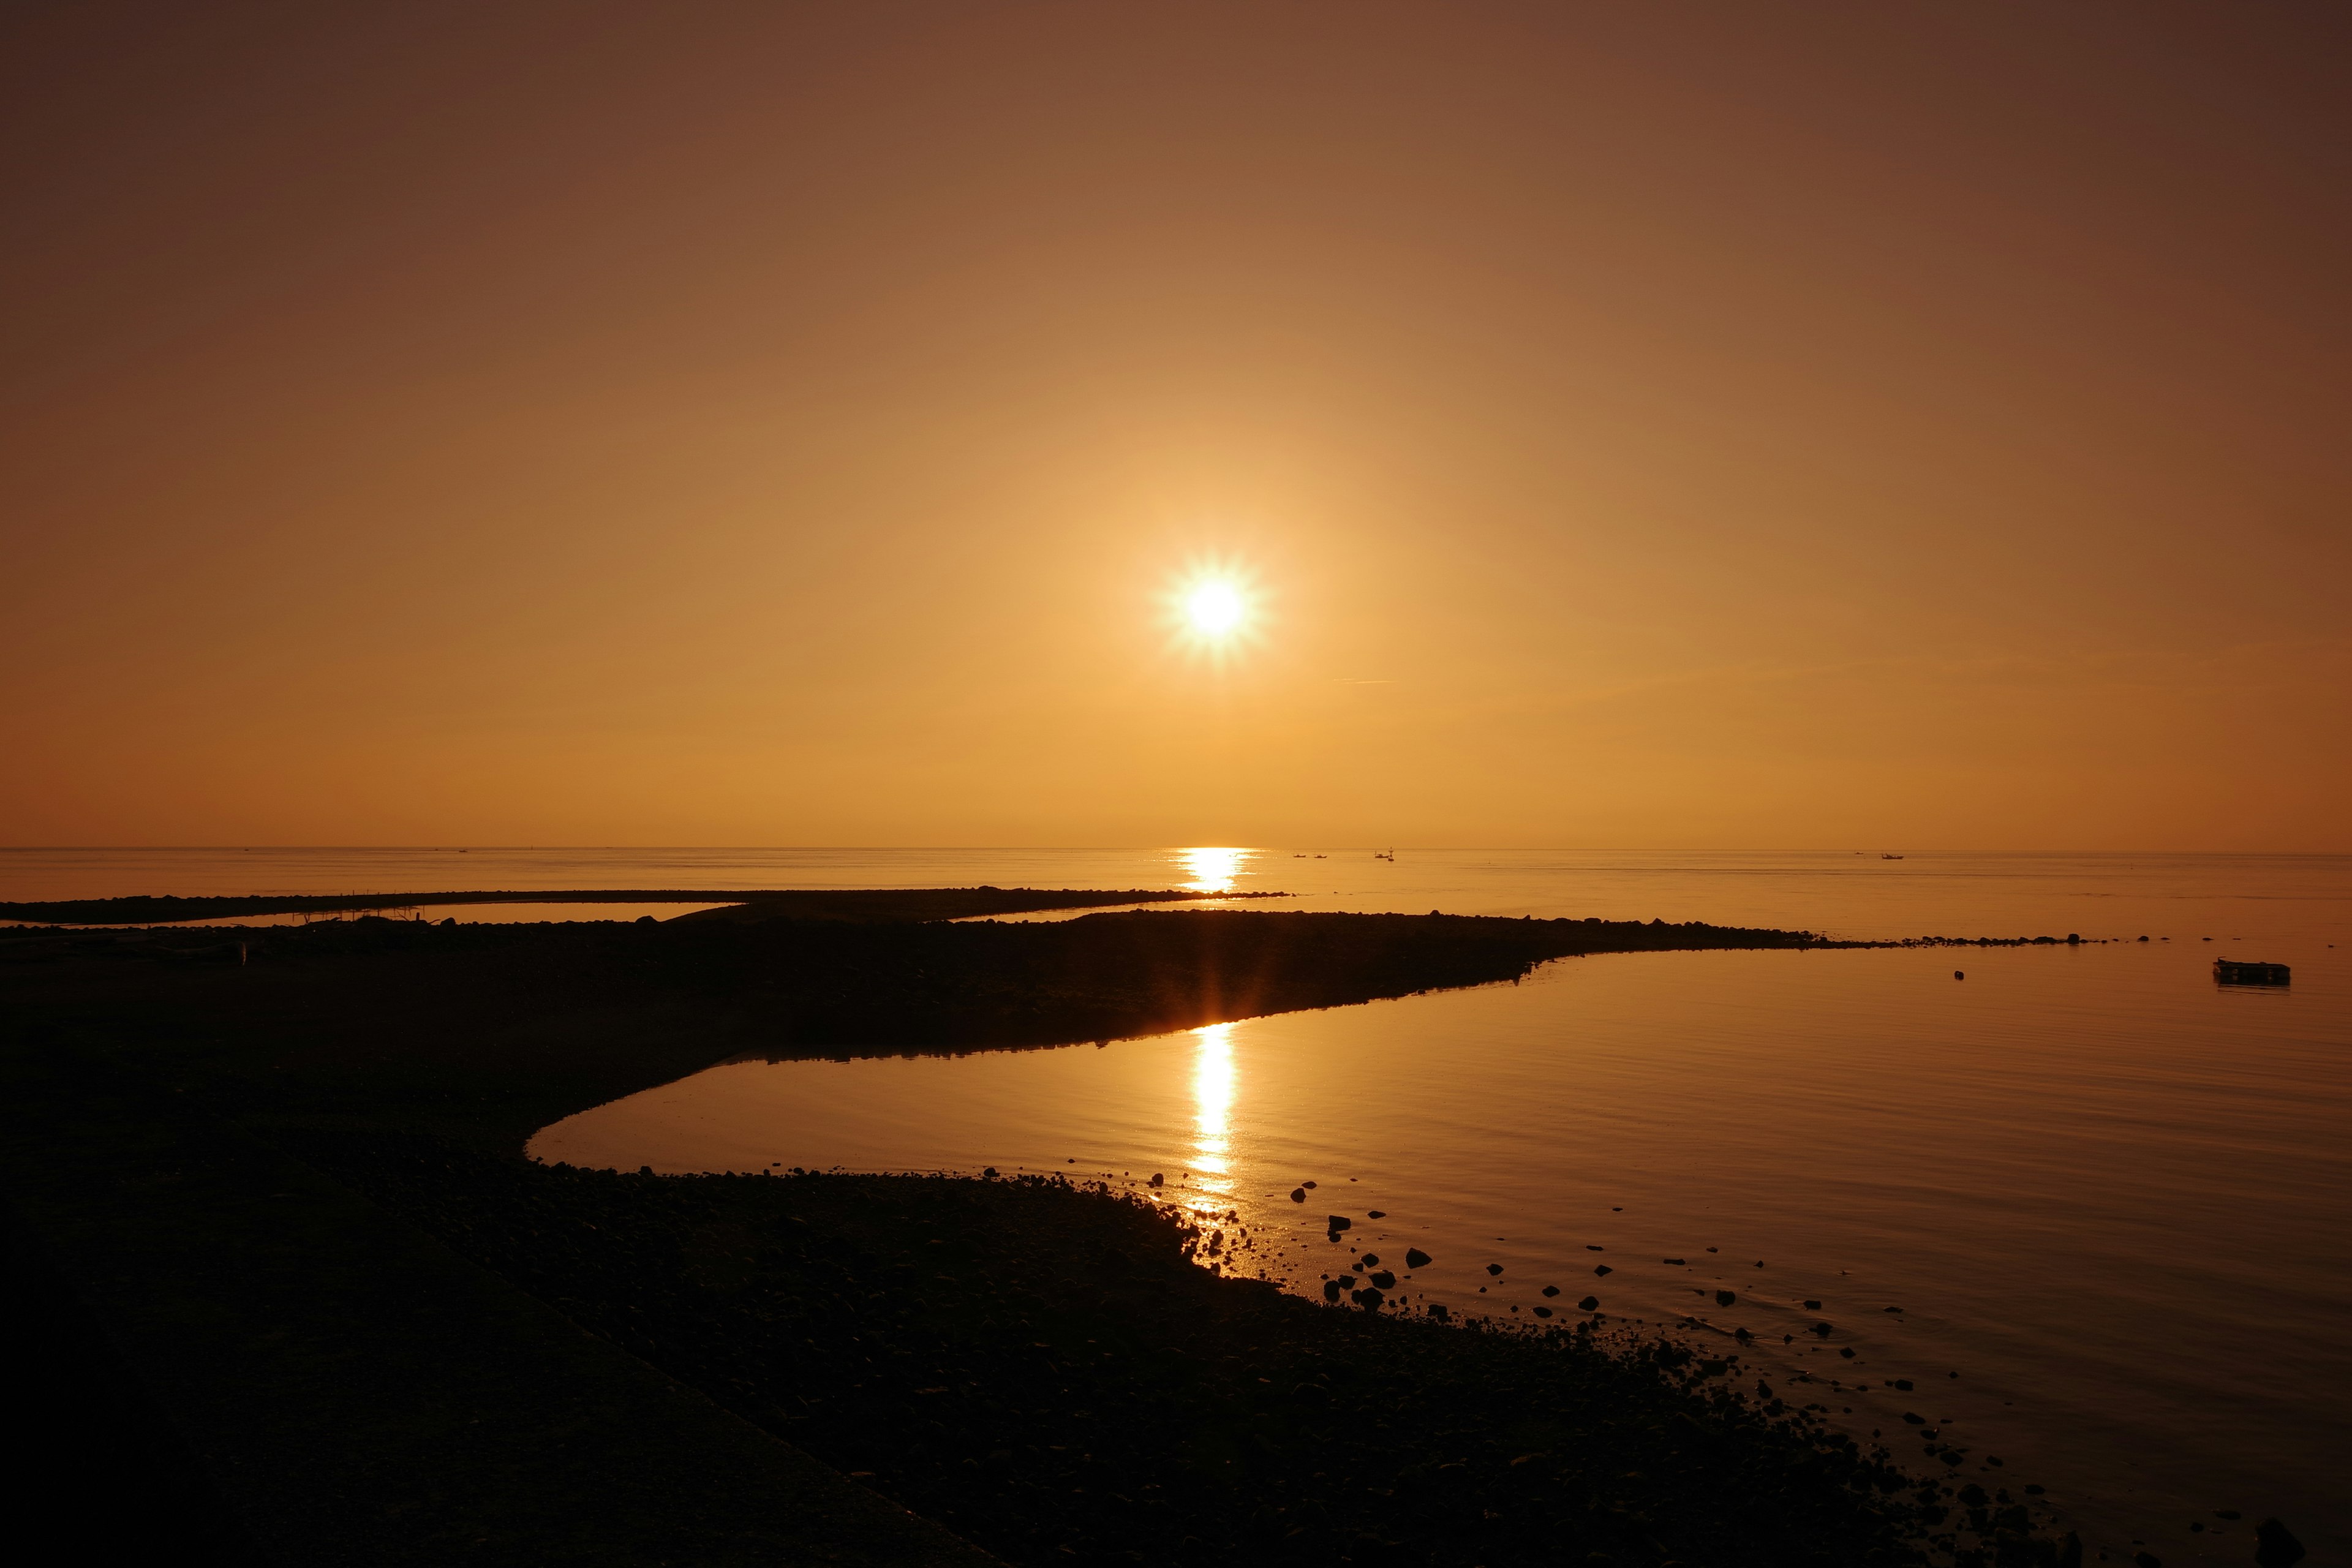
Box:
285, 1131, 2035, 1568
0, 883, 1255, 925
2, 906, 1846, 1144
0, 903, 2080, 1566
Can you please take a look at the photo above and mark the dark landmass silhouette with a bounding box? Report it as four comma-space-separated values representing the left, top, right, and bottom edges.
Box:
0, 903, 2072, 1566
0, 883, 1260, 926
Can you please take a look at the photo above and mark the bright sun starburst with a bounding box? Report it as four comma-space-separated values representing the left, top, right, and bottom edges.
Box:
1166, 561, 1262, 659
1185, 581, 1245, 637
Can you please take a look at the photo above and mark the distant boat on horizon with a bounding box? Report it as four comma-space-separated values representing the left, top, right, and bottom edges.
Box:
1881, 853, 1904, 859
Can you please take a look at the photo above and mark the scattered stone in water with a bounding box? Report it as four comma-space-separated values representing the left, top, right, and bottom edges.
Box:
1892, 1378, 1913, 1391
1302, 1180, 1317, 1188
1811, 1321, 1833, 1337
1404, 1248, 1433, 1269
1327, 1215, 1352, 1232
1586, 1244, 1604, 1251
1715, 1290, 1736, 1306
1360, 1254, 1381, 1267
1148, 1172, 1164, 1187
1289, 1188, 1306, 1203
1593, 1264, 1613, 1276
1663, 1257, 1686, 1265
1577, 1295, 1599, 1311
1541, 1285, 1560, 1297
1839, 1348, 1855, 1359
1803, 1298, 1822, 1310
1486, 1262, 1504, 1276
1532, 1305, 1552, 1317
1369, 1270, 1396, 1289
1882, 1305, 1902, 1313
1366, 1210, 1386, 1219
1955, 970, 1964, 979
2255, 1519, 2307, 1566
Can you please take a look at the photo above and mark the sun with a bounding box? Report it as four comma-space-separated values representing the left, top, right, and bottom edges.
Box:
1163, 557, 1266, 661
1185, 580, 1245, 638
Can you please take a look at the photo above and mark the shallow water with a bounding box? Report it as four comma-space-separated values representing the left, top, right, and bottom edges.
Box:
13, 848, 2349, 1556
537, 946, 2351, 1561
522, 851, 2346, 1565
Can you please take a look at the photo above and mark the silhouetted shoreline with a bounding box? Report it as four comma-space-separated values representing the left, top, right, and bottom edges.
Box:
0, 900, 2080, 1566
0, 883, 1268, 927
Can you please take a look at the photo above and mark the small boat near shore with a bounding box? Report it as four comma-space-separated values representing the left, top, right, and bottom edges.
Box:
2214, 959, 2291, 986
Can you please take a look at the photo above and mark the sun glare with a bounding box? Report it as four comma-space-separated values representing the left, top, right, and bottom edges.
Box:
1163, 557, 1265, 662
1179, 845, 1247, 892
1189, 1022, 1235, 1198
1185, 580, 1245, 637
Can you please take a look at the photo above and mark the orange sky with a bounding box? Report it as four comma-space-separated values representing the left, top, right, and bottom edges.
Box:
4, 2, 2347, 850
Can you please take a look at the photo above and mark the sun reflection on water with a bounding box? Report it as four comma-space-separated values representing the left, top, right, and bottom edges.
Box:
1188, 1023, 1236, 1215
1178, 845, 1248, 894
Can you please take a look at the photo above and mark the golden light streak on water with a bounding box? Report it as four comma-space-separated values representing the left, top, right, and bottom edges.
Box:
1188, 1023, 1236, 1214
1177, 846, 1248, 894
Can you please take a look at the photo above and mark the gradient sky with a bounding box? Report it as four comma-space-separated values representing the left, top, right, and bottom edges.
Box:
6, 2, 2347, 850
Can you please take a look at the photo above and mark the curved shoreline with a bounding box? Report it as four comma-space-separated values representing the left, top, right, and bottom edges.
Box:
0, 900, 2087, 1565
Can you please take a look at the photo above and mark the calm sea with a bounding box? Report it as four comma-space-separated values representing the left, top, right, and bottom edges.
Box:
11, 849, 2347, 1561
